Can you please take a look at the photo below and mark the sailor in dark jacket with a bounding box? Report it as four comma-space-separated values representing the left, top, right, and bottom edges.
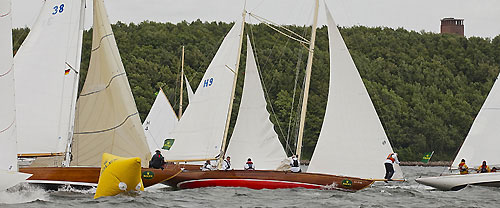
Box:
149, 150, 166, 169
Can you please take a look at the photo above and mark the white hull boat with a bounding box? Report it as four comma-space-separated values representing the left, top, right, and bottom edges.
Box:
416, 172, 500, 191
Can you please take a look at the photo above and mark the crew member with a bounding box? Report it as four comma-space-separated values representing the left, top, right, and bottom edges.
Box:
290, 155, 301, 173
149, 150, 166, 169
201, 160, 213, 171
244, 158, 255, 170
222, 156, 232, 170
477, 161, 490, 173
458, 159, 469, 175
384, 152, 399, 181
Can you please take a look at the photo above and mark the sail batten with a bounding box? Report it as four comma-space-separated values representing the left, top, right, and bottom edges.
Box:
307, 5, 402, 179
225, 38, 287, 170
71, 0, 150, 167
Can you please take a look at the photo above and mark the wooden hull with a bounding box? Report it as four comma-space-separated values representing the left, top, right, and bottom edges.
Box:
415, 172, 500, 191
164, 170, 374, 192
19, 165, 182, 190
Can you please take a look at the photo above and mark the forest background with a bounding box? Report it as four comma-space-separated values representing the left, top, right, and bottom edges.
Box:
12, 20, 500, 161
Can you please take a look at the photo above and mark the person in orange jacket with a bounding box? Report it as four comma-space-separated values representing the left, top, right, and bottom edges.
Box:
458, 159, 469, 174
477, 161, 490, 173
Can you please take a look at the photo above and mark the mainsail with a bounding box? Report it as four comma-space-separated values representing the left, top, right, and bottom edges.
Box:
14, 0, 85, 157
0, 0, 17, 172
452, 73, 500, 168
307, 5, 402, 179
143, 89, 179, 155
71, 0, 150, 167
165, 21, 243, 161
225, 38, 287, 170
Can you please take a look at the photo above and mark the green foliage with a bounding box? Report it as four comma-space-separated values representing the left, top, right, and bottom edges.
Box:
12, 22, 500, 161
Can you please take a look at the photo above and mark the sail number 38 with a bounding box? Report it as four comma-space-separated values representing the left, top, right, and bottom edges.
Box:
52, 4, 65, 15
203, 78, 214, 88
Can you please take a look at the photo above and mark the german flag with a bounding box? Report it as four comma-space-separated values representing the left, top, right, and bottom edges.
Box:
65, 69, 70, 75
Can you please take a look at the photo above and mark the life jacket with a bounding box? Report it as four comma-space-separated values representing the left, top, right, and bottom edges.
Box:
246, 161, 254, 170
480, 165, 489, 173
292, 159, 299, 167
386, 153, 395, 163
458, 162, 468, 174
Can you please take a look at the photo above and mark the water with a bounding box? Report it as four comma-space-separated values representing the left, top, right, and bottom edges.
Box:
1, 166, 499, 207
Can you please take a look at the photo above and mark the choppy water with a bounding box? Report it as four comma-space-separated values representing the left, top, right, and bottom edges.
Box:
1, 166, 499, 207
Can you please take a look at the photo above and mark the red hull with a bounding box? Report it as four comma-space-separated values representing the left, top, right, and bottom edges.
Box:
19, 165, 181, 189
165, 170, 374, 192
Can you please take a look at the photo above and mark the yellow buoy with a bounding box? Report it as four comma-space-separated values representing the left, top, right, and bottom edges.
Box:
94, 153, 144, 199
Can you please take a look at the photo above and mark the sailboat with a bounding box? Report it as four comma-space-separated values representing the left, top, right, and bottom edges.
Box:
164, 1, 400, 191
18, 0, 181, 188
416, 77, 500, 191
0, 0, 31, 190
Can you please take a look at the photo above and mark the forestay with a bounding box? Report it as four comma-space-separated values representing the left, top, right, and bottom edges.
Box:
143, 89, 179, 155
14, 0, 84, 156
225, 38, 287, 170
165, 21, 243, 161
71, 0, 150, 167
452, 73, 500, 169
307, 5, 402, 179
0, 0, 17, 172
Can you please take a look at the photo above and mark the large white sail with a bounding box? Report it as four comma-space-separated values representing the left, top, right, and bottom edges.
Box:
0, 0, 17, 172
165, 21, 243, 161
0, 0, 32, 190
14, 0, 84, 157
185, 75, 194, 103
226, 38, 287, 170
307, 5, 402, 179
71, 0, 150, 167
143, 89, 178, 155
452, 73, 500, 169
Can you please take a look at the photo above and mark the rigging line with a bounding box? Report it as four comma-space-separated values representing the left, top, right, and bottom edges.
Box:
91, 33, 113, 52
0, 64, 13, 77
249, 13, 310, 44
65, 62, 79, 74
249, 24, 293, 156
79, 72, 125, 96
74, 112, 139, 135
0, 120, 14, 134
286, 41, 305, 146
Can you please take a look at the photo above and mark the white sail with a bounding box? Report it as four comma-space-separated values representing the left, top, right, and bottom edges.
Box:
143, 89, 178, 155
0, 0, 31, 190
185, 75, 194, 103
452, 73, 500, 169
226, 38, 287, 170
165, 21, 243, 161
0, 0, 17, 172
307, 5, 402, 179
71, 0, 150, 167
14, 0, 84, 156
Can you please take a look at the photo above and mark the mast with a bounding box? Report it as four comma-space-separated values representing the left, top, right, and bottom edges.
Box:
218, 10, 246, 168
179, 46, 185, 118
295, 0, 319, 161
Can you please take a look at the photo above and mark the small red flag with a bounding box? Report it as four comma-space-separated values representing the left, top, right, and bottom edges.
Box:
64, 69, 70, 75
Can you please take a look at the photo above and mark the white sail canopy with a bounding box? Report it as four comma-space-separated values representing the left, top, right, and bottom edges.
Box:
307, 5, 402, 179
452, 73, 500, 169
143, 89, 179, 155
185, 75, 194, 103
14, 0, 84, 156
0, 0, 17, 172
71, 0, 150, 167
164, 21, 243, 161
226, 38, 287, 170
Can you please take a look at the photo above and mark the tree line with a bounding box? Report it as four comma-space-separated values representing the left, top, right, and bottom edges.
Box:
12, 20, 500, 161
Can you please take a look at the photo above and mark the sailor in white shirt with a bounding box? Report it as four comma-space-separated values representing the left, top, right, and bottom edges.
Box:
384, 153, 399, 181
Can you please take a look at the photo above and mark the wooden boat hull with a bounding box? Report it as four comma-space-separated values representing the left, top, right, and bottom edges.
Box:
415, 172, 500, 191
19, 165, 182, 190
164, 170, 374, 192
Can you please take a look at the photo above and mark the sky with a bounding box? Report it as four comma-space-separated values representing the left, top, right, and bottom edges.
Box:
11, 0, 500, 38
